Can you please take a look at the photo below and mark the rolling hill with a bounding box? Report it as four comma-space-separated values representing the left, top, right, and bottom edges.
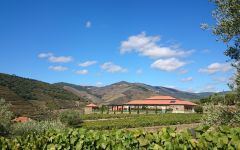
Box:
55, 81, 218, 105
0, 73, 225, 115
0, 73, 88, 115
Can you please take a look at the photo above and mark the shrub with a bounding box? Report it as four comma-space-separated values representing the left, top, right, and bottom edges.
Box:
31, 109, 58, 121
224, 92, 237, 105
10, 120, 65, 136
59, 110, 83, 128
202, 104, 240, 127
0, 98, 13, 136
194, 105, 203, 114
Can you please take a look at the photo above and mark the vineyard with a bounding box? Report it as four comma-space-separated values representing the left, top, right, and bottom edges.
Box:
1, 126, 240, 149
82, 114, 201, 130
82, 113, 201, 120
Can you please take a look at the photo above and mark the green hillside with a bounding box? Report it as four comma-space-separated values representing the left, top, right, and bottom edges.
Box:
0, 73, 87, 115
56, 81, 220, 105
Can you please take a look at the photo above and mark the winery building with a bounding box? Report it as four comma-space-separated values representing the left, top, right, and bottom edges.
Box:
125, 96, 197, 113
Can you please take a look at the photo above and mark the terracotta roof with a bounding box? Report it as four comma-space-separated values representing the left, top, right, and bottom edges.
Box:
146, 96, 176, 100
126, 99, 197, 106
86, 103, 97, 107
13, 117, 32, 123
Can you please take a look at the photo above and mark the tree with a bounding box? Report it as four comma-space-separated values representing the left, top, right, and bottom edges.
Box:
202, 0, 240, 59
59, 110, 83, 128
200, 97, 211, 104
195, 105, 203, 114
203, 0, 240, 95
211, 94, 224, 105
0, 98, 13, 135
224, 92, 237, 105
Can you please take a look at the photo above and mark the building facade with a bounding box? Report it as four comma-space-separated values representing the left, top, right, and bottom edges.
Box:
125, 96, 197, 113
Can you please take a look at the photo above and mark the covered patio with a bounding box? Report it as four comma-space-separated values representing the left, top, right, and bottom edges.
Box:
106, 96, 197, 114
84, 96, 197, 114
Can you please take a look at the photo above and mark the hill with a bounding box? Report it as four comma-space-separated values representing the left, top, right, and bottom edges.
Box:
0, 73, 227, 114
55, 81, 218, 105
0, 73, 87, 115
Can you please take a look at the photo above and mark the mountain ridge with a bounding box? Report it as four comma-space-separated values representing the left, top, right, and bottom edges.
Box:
0, 73, 229, 114
55, 81, 224, 105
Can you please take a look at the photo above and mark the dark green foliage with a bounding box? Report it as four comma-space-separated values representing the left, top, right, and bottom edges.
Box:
225, 92, 238, 105
0, 73, 81, 101
211, 94, 224, 105
210, 0, 240, 42
202, 104, 240, 126
205, 0, 240, 61
0, 74, 37, 100
0, 73, 87, 115
10, 121, 65, 136
59, 110, 83, 128
30, 109, 58, 121
200, 97, 211, 104
0, 98, 13, 136
1, 126, 240, 149
194, 105, 203, 114
200, 92, 239, 105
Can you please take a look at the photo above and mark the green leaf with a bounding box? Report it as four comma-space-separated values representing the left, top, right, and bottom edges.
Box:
138, 137, 148, 147
75, 141, 83, 150
47, 144, 56, 150
152, 144, 163, 150
170, 133, 176, 137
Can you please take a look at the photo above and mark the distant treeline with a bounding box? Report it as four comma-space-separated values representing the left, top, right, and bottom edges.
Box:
200, 92, 239, 105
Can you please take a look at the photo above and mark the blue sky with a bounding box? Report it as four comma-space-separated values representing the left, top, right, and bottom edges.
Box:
0, 0, 234, 92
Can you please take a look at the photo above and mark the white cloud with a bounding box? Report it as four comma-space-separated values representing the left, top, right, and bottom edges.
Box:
199, 62, 233, 74
120, 32, 193, 58
79, 60, 97, 67
48, 55, 73, 63
164, 85, 176, 89
38, 52, 73, 63
151, 58, 187, 71
85, 21, 91, 28
48, 66, 68, 71
201, 84, 219, 93
38, 52, 53, 58
96, 82, 103, 87
212, 77, 229, 84
181, 77, 193, 82
185, 88, 195, 93
136, 69, 143, 74
75, 69, 88, 75
101, 62, 128, 73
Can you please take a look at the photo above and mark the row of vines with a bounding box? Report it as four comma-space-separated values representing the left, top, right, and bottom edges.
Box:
82, 114, 201, 129
81, 113, 201, 120
1, 126, 240, 149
